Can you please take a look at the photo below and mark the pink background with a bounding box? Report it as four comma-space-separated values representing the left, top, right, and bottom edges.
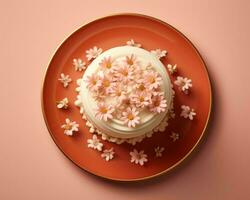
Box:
1, 0, 250, 199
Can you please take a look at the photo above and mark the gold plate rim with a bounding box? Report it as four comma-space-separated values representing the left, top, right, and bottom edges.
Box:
41, 13, 212, 182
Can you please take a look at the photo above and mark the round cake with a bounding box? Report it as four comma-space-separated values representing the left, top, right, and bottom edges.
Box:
75, 46, 174, 144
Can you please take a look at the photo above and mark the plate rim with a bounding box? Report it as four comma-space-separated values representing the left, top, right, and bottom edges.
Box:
41, 13, 212, 182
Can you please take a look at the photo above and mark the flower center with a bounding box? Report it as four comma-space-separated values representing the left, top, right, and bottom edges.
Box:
64, 124, 72, 130
138, 84, 145, 91
128, 114, 134, 120
100, 107, 107, 113
106, 62, 112, 69
149, 77, 155, 84
103, 80, 110, 87
154, 100, 160, 107
127, 59, 134, 66
139, 96, 144, 102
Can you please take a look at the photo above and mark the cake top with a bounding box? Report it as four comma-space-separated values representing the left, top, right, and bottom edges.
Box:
80, 46, 172, 138
84, 53, 167, 128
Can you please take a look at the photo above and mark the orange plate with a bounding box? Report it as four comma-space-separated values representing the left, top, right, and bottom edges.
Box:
42, 14, 212, 181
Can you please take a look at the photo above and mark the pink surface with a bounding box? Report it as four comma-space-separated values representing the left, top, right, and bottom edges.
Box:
1, 0, 250, 199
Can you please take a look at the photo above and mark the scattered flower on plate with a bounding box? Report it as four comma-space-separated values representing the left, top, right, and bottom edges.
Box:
86, 46, 102, 61
180, 105, 196, 120
73, 58, 86, 71
101, 148, 115, 161
174, 76, 192, 94
58, 73, 72, 88
130, 149, 148, 166
57, 97, 69, 109
154, 146, 165, 157
121, 107, 140, 128
61, 118, 79, 136
126, 39, 142, 48
87, 134, 103, 151
95, 102, 115, 121
170, 132, 179, 142
167, 64, 177, 75
150, 49, 167, 59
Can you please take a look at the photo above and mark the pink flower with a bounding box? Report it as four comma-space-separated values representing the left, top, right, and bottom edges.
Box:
95, 102, 114, 121
86, 46, 102, 61
124, 54, 140, 67
130, 149, 148, 166
130, 91, 152, 108
149, 92, 167, 113
98, 72, 114, 93
144, 70, 162, 90
114, 64, 134, 83
121, 107, 140, 128
134, 79, 147, 92
84, 74, 101, 91
99, 56, 116, 71
174, 76, 192, 93
107, 83, 127, 97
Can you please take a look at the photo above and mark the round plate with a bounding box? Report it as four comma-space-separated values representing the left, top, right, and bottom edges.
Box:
42, 13, 212, 181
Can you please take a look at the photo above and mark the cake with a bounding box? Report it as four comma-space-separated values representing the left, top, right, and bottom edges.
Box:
75, 46, 174, 145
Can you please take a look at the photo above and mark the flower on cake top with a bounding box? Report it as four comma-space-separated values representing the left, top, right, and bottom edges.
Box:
180, 105, 196, 120
114, 64, 134, 83
95, 102, 115, 121
174, 76, 192, 93
170, 132, 179, 142
126, 39, 142, 48
73, 58, 86, 71
86, 46, 102, 61
57, 97, 69, 109
167, 64, 177, 75
99, 56, 116, 71
125, 54, 140, 67
144, 70, 162, 90
108, 83, 127, 98
87, 134, 103, 151
84, 74, 101, 92
130, 91, 152, 108
121, 107, 140, 128
130, 149, 148, 166
101, 148, 115, 161
149, 92, 167, 113
61, 118, 79, 136
150, 49, 167, 59
58, 73, 72, 88
155, 146, 165, 157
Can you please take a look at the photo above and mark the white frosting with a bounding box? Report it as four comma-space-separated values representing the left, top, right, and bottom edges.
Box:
79, 46, 172, 139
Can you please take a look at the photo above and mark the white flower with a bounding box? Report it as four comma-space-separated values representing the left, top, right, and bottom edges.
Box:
170, 132, 179, 142
174, 76, 192, 93
87, 134, 103, 151
154, 146, 165, 157
150, 49, 167, 59
126, 39, 142, 48
180, 105, 196, 120
167, 64, 177, 74
101, 148, 115, 161
58, 73, 72, 88
57, 97, 69, 109
73, 58, 86, 71
130, 149, 148, 166
86, 46, 102, 61
61, 118, 79, 136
